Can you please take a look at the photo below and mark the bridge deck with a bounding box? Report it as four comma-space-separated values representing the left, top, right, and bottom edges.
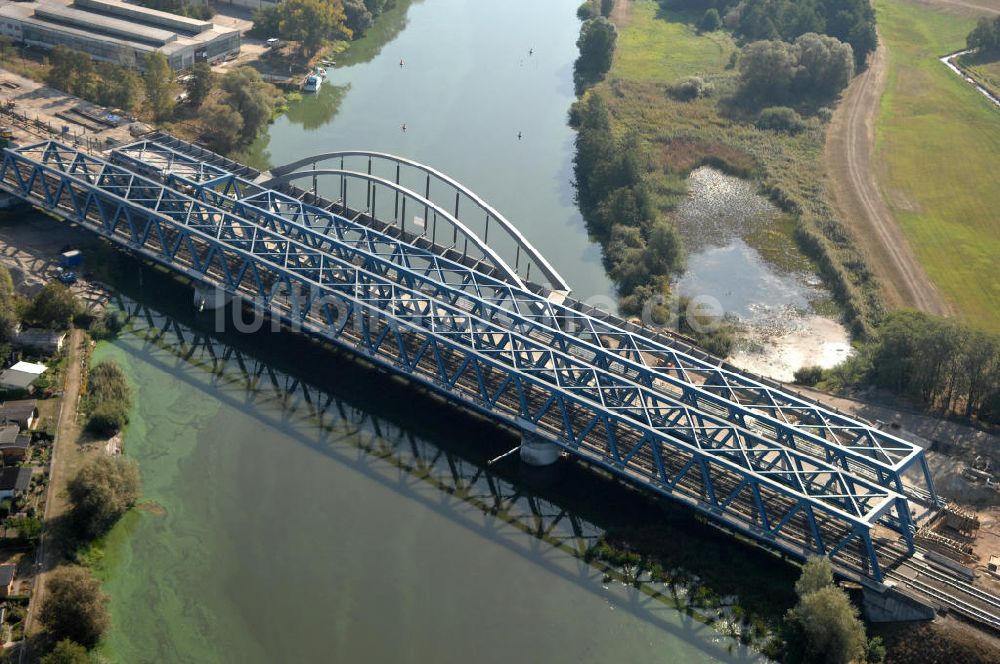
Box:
0, 138, 937, 582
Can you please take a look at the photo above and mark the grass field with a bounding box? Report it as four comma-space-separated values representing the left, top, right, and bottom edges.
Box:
611, 3, 735, 84
595, 1, 884, 335
875, 0, 1000, 331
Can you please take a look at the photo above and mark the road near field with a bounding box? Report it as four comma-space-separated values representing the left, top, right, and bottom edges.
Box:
825, 38, 953, 316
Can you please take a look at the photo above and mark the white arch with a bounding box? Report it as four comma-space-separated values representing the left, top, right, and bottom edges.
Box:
267, 151, 570, 293
266, 168, 527, 289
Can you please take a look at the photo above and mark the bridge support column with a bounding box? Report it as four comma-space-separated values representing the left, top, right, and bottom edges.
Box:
193, 284, 232, 312
519, 429, 561, 466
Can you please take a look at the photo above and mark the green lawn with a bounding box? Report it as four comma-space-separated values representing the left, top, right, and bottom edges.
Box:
611, 2, 735, 84
875, 0, 1000, 331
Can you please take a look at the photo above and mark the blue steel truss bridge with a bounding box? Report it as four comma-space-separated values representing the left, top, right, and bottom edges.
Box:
0, 135, 945, 589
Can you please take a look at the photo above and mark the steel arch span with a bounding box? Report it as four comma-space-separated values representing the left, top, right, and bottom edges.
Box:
264, 150, 571, 294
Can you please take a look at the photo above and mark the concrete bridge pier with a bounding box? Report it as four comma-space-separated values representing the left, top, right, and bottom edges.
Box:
193, 284, 232, 312
518, 427, 561, 466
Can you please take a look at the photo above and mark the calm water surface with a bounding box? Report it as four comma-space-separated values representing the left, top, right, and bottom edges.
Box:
93, 303, 747, 663
94, 1, 755, 661
249, 0, 614, 303
673, 168, 852, 381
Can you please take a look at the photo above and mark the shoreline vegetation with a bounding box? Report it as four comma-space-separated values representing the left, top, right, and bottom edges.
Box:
572, 0, 885, 341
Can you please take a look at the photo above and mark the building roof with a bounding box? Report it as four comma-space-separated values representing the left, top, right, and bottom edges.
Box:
0, 564, 15, 587
0, 400, 38, 424
0, 369, 38, 390
0, 467, 31, 492
0, 0, 240, 62
9, 362, 46, 376
14, 328, 67, 348
0, 425, 18, 446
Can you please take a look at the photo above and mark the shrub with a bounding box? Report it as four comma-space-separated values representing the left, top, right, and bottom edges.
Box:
41, 639, 91, 664
85, 361, 131, 436
668, 76, 713, 101
756, 106, 808, 133
699, 8, 721, 32
793, 365, 825, 386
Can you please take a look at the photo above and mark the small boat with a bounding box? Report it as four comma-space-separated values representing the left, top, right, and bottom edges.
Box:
303, 75, 321, 93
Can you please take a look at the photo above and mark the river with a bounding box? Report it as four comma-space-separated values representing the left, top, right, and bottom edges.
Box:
93, 0, 770, 661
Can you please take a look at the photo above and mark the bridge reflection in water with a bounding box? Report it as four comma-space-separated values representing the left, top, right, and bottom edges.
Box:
111, 293, 764, 660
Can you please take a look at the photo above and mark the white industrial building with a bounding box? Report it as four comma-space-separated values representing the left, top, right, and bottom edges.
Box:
0, 0, 240, 70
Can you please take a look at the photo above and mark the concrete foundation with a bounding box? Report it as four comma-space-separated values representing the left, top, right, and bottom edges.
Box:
863, 588, 936, 623
193, 284, 232, 311
519, 431, 561, 466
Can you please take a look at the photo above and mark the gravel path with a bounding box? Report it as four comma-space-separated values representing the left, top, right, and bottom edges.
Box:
825, 39, 952, 316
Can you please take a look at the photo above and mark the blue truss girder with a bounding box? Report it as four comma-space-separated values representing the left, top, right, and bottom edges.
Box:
0, 142, 918, 579
111, 141, 931, 502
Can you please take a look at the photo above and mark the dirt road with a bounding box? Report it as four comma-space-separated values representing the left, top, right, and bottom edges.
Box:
825, 40, 953, 316
21, 327, 85, 654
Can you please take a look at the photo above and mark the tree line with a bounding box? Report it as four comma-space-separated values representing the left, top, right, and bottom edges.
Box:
662, 0, 876, 69
572, 93, 685, 315
798, 310, 1000, 424
968, 15, 1000, 53
574, 10, 617, 94
252, 0, 397, 55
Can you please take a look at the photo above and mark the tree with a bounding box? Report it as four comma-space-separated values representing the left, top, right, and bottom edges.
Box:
6, 514, 42, 540
220, 67, 276, 140
793, 32, 854, 99
41, 639, 92, 664
200, 102, 244, 153
699, 8, 721, 32
738, 39, 798, 105
67, 455, 140, 538
143, 51, 175, 120
85, 361, 132, 437
279, 0, 351, 55
0, 265, 18, 342
574, 17, 617, 93
968, 16, 1000, 52
783, 556, 870, 664
185, 61, 215, 109
343, 0, 373, 36
643, 218, 684, 276
784, 586, 867, 664
795, 556, 835, 597
46, 46, 77, 94
39, 566, 110, 647
28, 282, 80, 330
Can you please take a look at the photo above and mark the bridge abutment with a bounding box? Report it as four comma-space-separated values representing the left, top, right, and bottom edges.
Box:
862, 588, 936, 623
